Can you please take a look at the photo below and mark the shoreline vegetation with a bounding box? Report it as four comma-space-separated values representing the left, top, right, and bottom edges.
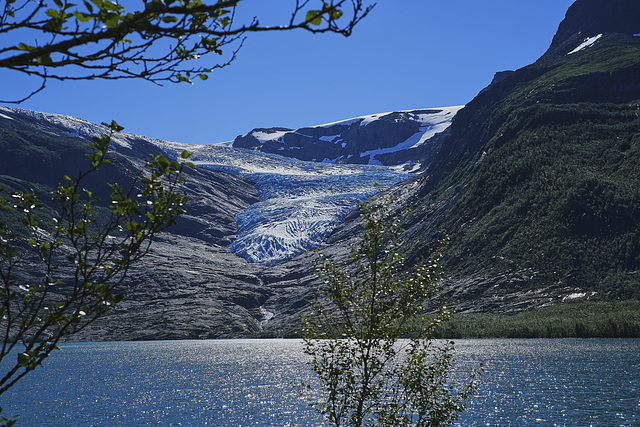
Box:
433, 300, 640, 339
257, 300, 640, 339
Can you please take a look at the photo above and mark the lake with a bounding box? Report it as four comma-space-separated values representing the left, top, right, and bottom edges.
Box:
1, 339, 638, 426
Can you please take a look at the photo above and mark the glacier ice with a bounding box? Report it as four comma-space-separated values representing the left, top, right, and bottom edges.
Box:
160, 143, 408, 265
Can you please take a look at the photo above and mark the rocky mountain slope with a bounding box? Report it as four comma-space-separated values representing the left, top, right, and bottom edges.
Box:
263, 0, 640, 329
405, 0, 640, 306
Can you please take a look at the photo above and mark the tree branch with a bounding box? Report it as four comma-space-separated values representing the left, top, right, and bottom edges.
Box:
0, 0, 375, 102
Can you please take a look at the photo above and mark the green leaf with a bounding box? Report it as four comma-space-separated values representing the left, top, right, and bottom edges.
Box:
306, 10, 322, 26
36, 54, 53, 66
17, 352, 30, 367
109, 120, 124, 132
73, 11, 93, 22
17, 43, 36, 52
329, 8, 343, 20
175, 73, 192, 84
180, 150, 191, 159
162, 15, 179, 23
102, 13, 120, 28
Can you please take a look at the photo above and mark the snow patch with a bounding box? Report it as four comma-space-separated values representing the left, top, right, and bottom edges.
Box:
568, 34, 603, 55
562, 292, 587, 302
251, 130, 287, 143
357, 106, 464, 164
319, 134, 340, 143
0, 107, 142, 148
316, 106, 462, 130
391, 162, 421, 174
212, 140, 234, 148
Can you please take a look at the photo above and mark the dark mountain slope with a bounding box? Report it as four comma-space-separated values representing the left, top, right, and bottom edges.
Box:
382, 2, 640, 310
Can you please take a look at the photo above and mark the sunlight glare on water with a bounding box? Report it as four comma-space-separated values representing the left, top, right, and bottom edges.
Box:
454, 339, 640, 426
1, 339, 638, 426
3, 339, 323, 426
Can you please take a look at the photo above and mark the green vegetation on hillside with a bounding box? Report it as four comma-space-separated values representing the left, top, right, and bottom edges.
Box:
445, 101, 640, 298
263, 301, 640, 339
502, 43, 640, 114
405, 41, 640, 304
434, 301, 640, 338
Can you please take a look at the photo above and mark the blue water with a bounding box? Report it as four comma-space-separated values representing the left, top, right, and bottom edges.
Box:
1, 339, 638, 426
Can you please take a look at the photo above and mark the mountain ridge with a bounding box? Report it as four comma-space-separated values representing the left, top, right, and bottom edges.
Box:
548, 0, 640, 56
228, 106, 462, 168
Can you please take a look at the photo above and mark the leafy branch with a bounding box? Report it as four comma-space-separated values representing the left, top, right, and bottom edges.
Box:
0, 121, 191, 422
0, 0, 375, 102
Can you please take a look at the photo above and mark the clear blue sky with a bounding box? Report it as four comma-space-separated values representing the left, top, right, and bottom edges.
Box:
2, 0, 576, 144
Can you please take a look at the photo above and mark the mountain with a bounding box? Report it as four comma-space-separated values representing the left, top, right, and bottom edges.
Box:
277, 0, 640, 323
547, 0, 640, 58
228, 106, 462, 168
1, 0, 638, 339
412, 0, 640, 308
0, 107, 409, 339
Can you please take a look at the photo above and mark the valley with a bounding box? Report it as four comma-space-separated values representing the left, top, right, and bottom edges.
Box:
1, 0, 639, 339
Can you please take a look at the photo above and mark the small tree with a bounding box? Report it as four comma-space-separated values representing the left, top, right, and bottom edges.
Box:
0, 121, 191, 425
302, 201, 480, 426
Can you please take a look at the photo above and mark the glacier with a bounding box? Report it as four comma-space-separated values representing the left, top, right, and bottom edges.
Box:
159, 142, 408, 265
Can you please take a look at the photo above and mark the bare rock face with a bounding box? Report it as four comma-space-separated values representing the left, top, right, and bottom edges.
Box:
74, 235, 274, 340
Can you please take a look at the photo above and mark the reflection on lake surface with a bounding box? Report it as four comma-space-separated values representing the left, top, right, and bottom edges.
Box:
1, 339, 638, 426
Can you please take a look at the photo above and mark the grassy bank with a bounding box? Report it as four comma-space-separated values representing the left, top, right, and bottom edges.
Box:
258, 301, 640, 339
435, 301, 640, 338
